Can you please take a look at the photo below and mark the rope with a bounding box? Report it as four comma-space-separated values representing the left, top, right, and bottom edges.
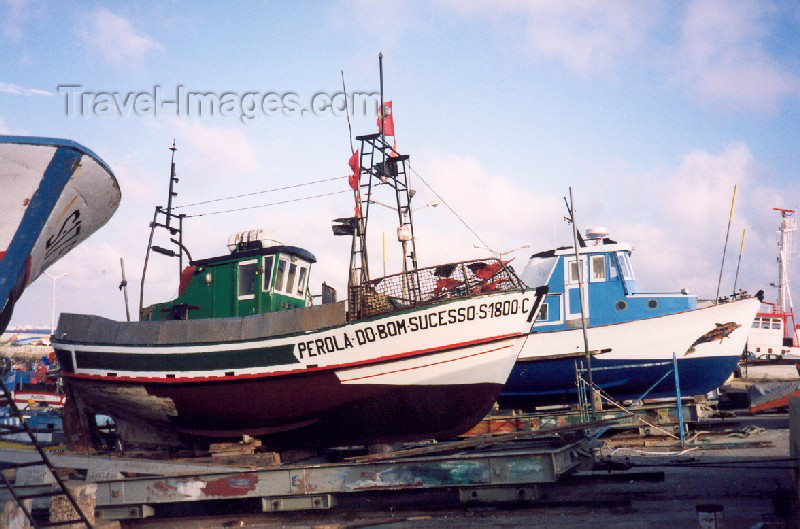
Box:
174, 175, 348, 209
407, 162, 493, 251
184, 189, 351, 217
579, 374, 681, 439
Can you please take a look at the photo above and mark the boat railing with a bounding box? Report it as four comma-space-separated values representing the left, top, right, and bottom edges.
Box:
348, 258, 524, 320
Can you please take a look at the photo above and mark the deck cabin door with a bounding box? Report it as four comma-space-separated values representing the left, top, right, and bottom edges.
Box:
236, 259, 259, 316
564, 256, 589, 326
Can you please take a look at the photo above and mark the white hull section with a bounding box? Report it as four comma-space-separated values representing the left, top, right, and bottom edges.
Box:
56, 290, 541, 381
337, 335, 526, 385
519, 297, 759, 362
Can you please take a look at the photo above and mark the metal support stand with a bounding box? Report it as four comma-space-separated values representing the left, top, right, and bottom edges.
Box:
673, 351, 686, 448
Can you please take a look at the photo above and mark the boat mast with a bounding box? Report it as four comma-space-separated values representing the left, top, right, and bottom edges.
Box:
138, 142, 189, 319
344, 54, 420, 320
775, 208, 796, 330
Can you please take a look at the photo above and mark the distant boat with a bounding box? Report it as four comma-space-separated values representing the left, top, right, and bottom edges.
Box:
0, 136, 121, 333
740, 208, 800, 380
499, 228, 759, 408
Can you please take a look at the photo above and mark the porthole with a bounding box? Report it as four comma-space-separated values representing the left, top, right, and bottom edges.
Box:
615, 300, 627, 311
647, 299, 658, 309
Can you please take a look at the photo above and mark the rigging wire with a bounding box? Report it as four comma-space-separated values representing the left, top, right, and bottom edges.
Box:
184, 189, 351, 217
341, 70, 355, 155
173, 175, 348, 210
406, 162, 493, 251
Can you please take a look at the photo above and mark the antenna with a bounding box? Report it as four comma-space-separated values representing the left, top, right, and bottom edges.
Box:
379, 53, 385, 140
341, 70, 354, 155
166, 140, 178, 228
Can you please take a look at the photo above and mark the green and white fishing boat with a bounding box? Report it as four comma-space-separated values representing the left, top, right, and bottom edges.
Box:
53, 130, 546, 451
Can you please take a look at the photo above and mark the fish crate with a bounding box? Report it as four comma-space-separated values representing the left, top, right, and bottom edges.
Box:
349, 258, 524, 319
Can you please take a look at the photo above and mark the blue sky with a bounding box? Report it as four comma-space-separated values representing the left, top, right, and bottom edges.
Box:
2, 0, 799, 325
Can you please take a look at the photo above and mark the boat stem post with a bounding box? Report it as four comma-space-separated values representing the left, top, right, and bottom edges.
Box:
568, 187, 596, 420
673, 351, 685, 448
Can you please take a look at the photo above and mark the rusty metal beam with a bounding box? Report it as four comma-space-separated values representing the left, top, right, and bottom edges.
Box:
91, 439, 590, 519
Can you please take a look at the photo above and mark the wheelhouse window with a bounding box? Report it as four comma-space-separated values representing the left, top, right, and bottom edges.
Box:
261, 255, 274, 292
590, 255, 606, 282
616, 251, 635, 281
237, 259, 258, 299
274, 259, 287, 292
567, 259, 584, 285
286, 263, 298, 293
772, 319, 782, 329
751, 319, 760, 329
296, 266, 308, 295
535, 302, 549, 321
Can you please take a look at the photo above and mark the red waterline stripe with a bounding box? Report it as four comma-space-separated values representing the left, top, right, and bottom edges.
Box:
61, 332, 524, 384
338, 343, 514, 382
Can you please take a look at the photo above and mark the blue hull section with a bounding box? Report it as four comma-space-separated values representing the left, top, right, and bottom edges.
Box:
498, 355, 740, 408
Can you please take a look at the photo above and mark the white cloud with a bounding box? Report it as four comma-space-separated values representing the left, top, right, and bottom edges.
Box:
170, 118, 259, 176
677, 0, 800, 109
439, 0, 655, 75
583, 143, 791, 299
404, 144, 794, 303
398, 154, 564, 267
78, 8, 162, 68
0, 81, 52, 96
2, 0, 29, 41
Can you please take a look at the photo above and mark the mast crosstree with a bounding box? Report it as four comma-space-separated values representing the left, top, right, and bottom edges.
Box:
345, 133, 419, 320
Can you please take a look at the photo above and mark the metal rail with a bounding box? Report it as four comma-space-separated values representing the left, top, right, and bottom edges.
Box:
88, 437, 591, 520
0, 383, 94, 528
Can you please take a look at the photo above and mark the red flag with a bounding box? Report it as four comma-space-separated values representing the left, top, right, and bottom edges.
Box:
348, 150, 359, 190
389, 139, 398, 158
377, 101, 394, 136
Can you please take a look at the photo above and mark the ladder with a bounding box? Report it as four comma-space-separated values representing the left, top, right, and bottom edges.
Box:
0, 380, 94, 528
347, 133, 421, 318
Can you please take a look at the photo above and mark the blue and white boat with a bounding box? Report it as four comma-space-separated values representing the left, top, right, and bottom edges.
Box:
0, 136, 121, 332
498, 228, 760, 408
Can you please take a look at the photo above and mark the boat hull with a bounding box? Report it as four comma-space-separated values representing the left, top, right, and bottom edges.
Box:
499, 297, 759, 407
65, 366, 504, 449
55, 288, 546, 449
0, 136, 120, 331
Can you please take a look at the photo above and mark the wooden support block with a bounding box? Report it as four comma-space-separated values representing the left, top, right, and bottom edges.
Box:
0, 499, 31, 529
49, 481, 96, 529
209, 440, 264, 457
